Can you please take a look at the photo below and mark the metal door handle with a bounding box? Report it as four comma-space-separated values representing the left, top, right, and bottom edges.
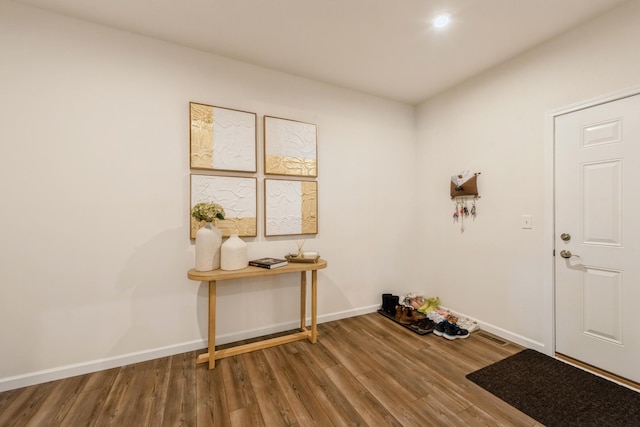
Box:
560, 250, 578, 259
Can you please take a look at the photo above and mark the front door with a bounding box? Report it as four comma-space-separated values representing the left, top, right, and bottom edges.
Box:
555, 93, 640, 383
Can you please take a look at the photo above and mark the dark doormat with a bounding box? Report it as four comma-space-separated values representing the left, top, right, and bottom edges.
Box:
466, 349, 640, 427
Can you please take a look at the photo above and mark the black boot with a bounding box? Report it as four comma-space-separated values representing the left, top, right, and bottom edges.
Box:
387, 295, 399, 315
381, 294, 400, 316
381, 294, 392, 312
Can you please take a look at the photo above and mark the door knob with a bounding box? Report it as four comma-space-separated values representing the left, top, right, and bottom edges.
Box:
560, 250, 574, 259
560, 233, 571, 241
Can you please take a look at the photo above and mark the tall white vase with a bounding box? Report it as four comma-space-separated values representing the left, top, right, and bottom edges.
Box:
195, 222, 222, 271
221, 234, 248, 271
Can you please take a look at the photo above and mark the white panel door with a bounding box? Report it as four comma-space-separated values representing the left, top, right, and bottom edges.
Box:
555, 94, 640, 383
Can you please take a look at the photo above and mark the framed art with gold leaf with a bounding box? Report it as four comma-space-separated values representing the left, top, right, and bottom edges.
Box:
190, 102, 257, 172
264, 116, 317, 177
190, 174, 257, 238
264, 179, 318, 236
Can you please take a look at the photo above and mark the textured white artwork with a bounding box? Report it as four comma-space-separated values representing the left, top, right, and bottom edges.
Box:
212, 107, 256, 171
266, 180, 302, 235
265, 179, 317, 236
264, 116, 317, 177
191, 175, 257, 237
190, 102, 256, 172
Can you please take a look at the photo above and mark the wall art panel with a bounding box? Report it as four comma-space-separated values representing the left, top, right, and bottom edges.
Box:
190, 102, 257, 172
264, 116, 317, 177
265, 179, 318, 236
190, 175, 257, 238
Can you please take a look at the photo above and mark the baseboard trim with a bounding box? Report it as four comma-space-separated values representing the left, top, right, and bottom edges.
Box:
0, 339, 207, 393
442, 306, 546, 353
0, 305, 380, 392
1, 304, 542, 392
476, 321, 545, 353
215, 304, 380, 345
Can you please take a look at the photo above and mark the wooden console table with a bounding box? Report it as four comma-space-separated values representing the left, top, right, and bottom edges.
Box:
187, 259, 327, 369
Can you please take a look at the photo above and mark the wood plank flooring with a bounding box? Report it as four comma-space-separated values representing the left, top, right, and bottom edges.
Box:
0, 313, 542, 426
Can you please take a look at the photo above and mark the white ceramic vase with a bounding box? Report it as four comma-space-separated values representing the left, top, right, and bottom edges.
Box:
221, 233, 248, 271
194, 222, 222, 271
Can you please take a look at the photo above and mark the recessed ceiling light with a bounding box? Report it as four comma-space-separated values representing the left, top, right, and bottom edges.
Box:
432, 13, 451, 29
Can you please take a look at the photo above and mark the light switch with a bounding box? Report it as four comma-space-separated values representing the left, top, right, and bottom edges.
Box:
521, 214, 532, 229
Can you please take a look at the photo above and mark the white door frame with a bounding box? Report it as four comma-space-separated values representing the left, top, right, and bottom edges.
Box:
544, 84, 640, 356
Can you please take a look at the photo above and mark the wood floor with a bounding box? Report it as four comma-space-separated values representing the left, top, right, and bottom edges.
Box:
0, 313, 542, 426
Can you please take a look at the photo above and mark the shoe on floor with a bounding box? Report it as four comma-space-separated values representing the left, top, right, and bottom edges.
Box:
443, 323, 470, 340
427, 311, 447, 324
433, 320, 449, 337
455, 317, 479, 333
394, 305, 404, 321
399, 306, 425, 324
413, 318, 436, 333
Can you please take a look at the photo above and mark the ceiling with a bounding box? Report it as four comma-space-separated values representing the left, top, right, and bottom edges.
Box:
15, 0, 628, 104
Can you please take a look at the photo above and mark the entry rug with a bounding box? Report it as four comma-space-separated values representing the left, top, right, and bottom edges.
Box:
466, 349, 640, 427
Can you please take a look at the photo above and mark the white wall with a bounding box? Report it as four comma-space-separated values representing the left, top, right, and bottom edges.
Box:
4, 0, 639, 392
415, 0, 640, 351
0, 1, 418, 390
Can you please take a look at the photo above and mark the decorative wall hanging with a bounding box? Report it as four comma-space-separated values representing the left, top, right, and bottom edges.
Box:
190, 102, 257, 172
190, 174, 257, 238
265, 179, 318, 236
264, 116, 317, 177
450, 170, 480, 199
450, 170, 480, 233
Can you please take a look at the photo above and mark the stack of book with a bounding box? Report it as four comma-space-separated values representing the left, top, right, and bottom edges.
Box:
248, 257, 288, 269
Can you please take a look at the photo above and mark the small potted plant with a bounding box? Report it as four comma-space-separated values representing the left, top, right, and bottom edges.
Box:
191, 202, 225, 223
191, 202, 225, 271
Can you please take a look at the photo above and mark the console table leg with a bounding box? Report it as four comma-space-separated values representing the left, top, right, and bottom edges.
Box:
300, 271, 307, 330
311, 270, 318, 343
209, 280, 217, 369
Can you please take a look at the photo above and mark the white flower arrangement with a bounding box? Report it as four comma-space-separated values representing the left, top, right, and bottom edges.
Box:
191, 202, 225, 223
